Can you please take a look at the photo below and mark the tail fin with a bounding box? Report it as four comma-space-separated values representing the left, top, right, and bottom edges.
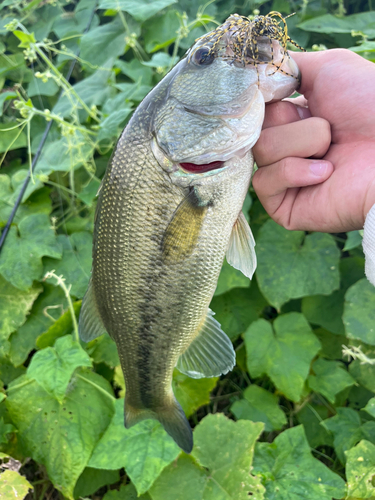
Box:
124, 396, 193, 454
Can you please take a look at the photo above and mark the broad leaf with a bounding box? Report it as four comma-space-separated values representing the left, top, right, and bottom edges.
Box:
36, 301, 81, 349
80, 16, 126, 66
104, 483, 151, 499
172, 369, 218, 417
214, 259, 250, 296
0, 275, 41, 346
97, 0, 177, 22
350, 359, 375, 393
256, 220, 340, 309
8, 284, 67, 366
43, 232, 92, 299
86, 334, 120, 368
343, 279, 375, 345
298, 12, 375, 37
150, 414, 265, 500
253, 426, 346, 500
231, 384, 286, 432
296, 403, 333, 449
345, 440, 375, 498
245, 314, 321, 402
6, 370, 114, 500
210, 281, 267, 341
74, 467, 120, 499
0, 469, 32, 499
88, 398, 180, 495
27, 335, 92, 401
323, 407, 375, 464
307, 358, 355, 404
0, 122, 26, 153
0, 214, 62, 290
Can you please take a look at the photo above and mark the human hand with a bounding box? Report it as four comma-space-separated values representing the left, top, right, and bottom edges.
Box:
252, 49, 375, 232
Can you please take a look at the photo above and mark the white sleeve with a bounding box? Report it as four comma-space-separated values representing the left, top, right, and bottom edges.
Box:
363, 203, 375, 286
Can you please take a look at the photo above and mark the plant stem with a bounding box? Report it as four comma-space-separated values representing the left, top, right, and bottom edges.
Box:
43, 271, 79, 342
34, 45, 100, 122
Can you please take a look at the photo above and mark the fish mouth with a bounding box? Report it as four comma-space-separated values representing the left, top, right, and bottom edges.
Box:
180, 160, 225, 174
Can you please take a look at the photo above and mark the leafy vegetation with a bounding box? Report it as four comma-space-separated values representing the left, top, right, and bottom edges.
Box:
0, 0, 374, 498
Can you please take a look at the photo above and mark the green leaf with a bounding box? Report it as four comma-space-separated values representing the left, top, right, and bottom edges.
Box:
77, 176, 101, 206
231, 384, 286, 432
343, 279, 375, 345
98, 0, 177, 22
344, 230, 363, 251
210, 281, 267, 341
52, 9, 99, 38
313, 328, 347, 360
307, 358, 355, 404
302, 256, 365, 335
0, 90, 17, 116
172, 369, 218, 417
143, 10, 179, 53
349, 358, 375, 393
8, 284, 67, 366
74, 467, 120, 499
298, 12, 375, 38
0, 275, 41, 344
0, 122, 27, 153
13, 30, 36, 47
244, 314, 321, 402
0, 469, 32, 499
115, 59, 153, 85
323, 407, 375, 464
256, 220, 340, 309
0, 175, 52, 227
6, 370, 115, 500
88, 398, 180, 495
296, 403, 333, 449
36, 301, 81, 349
35, 134, 95, 175
214, 259, 250, 296
345, 440, 375, 498
150, 414, 264, 500
253, 426, 346, 500
0, 357, 26, 386
98, 107, 132, 141
80, 16, 126, 66
53, 63, 114, 118
27, 335, 92, 401
86, 334, 120, 368
104, 483, 151, 499
364, 397, 375, 418
43, 232, 92, 299
142, 52, 175, 68
0, 417, 15, 444
27, 75, 59, 97
0, 213, 62, 291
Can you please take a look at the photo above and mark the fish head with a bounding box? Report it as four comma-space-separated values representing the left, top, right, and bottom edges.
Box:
151, 13, 300, 182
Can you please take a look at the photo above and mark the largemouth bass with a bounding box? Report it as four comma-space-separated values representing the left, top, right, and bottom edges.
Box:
79, 13, 300, 453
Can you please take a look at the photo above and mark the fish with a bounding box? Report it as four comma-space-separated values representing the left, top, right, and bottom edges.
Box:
79, 13, 301, 453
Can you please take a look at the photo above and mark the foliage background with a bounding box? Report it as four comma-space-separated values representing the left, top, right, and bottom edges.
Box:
0, 0, 375, 498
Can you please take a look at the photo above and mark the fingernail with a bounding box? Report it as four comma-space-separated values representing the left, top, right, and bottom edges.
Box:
296, 105, 311, 119
309, 161, 329, 177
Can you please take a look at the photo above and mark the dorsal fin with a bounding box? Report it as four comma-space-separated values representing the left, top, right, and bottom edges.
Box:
226, 211, 257, 279
79, 279, 107, 342
176, 309, 235, 379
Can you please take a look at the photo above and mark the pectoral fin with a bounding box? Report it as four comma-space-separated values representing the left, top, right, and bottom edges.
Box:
226, 211, 257, 279
162, 190, 207, 263
176, 309, 235, 379
79, 279, 107, 342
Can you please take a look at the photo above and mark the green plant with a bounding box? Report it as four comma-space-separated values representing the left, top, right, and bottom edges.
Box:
0, 0, 374, 499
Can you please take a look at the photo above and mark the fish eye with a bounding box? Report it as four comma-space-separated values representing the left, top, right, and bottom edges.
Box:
192, 47, 215, 66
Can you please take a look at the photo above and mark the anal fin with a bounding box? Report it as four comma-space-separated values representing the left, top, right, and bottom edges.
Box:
226, 211, 257, 279
176, 309, 235, 379
79, 279, 107, 342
